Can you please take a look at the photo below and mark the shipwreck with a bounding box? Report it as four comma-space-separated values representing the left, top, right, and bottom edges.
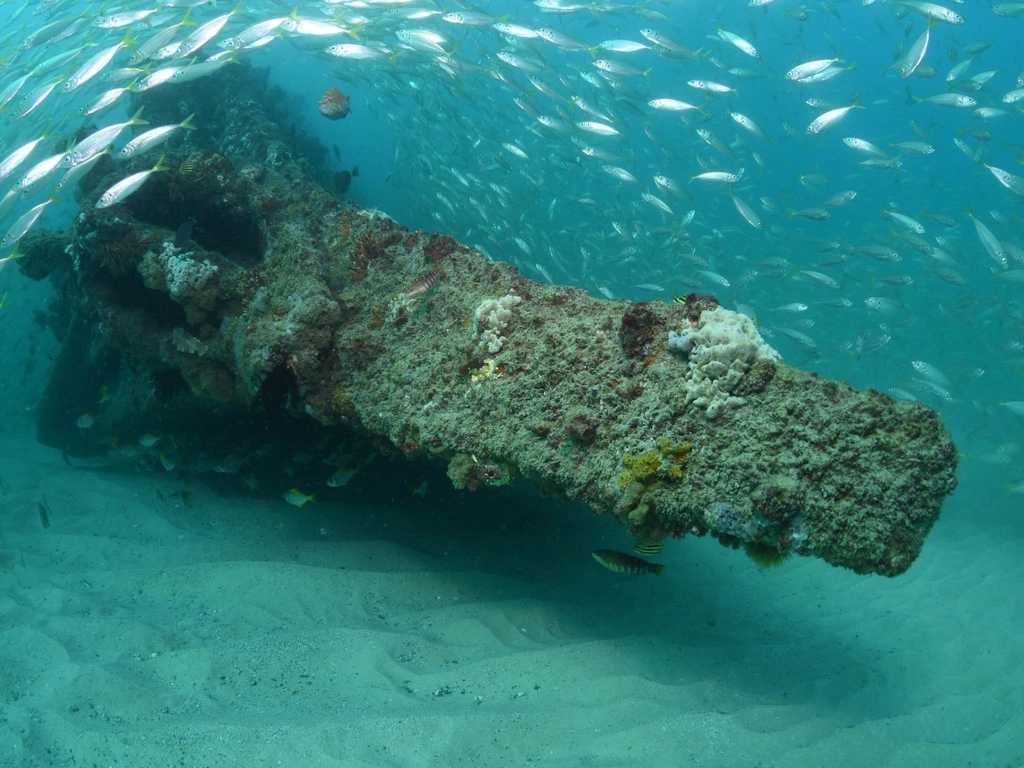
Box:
17, 65, 957, 577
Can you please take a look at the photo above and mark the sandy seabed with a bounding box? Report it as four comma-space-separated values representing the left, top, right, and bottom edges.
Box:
0, 414, 1021, 768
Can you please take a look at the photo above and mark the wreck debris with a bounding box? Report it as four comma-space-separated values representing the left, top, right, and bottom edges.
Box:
16, 64, 957, 577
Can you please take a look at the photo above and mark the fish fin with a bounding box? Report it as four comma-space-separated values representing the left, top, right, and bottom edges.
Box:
129, 105, 149, 126
351, 165, 359, 177
343, 20, 366, 41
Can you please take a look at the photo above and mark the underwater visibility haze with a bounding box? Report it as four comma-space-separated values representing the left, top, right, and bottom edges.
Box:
0, 0, 1022, 765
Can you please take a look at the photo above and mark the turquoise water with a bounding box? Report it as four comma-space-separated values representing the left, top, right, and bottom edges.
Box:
0, 1, 1022, 766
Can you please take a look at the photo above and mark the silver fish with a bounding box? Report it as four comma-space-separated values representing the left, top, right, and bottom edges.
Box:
1, 193, 60, 248
120, 114, 196, 159
64, 107, 148, 168
96, 156, 170, 209
807, 103, 862, 134
62, 33, 134, 93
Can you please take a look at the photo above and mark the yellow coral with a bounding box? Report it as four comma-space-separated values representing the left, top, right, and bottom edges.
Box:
618, 439, 693, 489
658, 437, 693, 465
663, 464, 683, 481
619, 450, 661, 488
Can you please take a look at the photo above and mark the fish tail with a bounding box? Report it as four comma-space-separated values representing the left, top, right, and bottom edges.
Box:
344, 20, 366, 41
651, 563, 665, 576
129, 105, 149, 126
180, 113, 197, 130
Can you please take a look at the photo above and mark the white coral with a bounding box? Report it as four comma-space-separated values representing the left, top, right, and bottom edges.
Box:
678, 306, 781, 419
162, 246, 218, 300
473, 292, 521, 354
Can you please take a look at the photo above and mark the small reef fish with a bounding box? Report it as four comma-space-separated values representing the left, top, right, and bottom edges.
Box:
632, 541, 664, 556
174, 218, 195, 249
284, 488, 316, 507
326, 468, 356, 487
37, 495, 51, 529
592, 549, 665, 575
333, 166, 359, 195
319, 88, 351, 120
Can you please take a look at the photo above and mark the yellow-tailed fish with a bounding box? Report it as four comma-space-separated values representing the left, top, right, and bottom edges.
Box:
62, 32, 136, 93
174, 2, 245, 58
284, 488, 316, 507
64, 106, 149, 168
96, 155, 170, 209
1, 192, 61, 248
120, 114, 196, 159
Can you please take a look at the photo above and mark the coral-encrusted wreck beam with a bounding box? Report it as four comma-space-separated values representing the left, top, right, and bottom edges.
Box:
18, 67, 957, 577
52, 204, 958, 577
326, 219, 958, 577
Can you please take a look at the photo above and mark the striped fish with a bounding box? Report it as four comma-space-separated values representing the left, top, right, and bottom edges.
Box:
632, 541, 664, 557
592, 549, 665, 576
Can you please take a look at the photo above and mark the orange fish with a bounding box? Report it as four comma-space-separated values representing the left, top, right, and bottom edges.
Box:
319, 87, 350, 120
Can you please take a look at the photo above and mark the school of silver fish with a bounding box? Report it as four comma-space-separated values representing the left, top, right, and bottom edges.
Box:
0, 0, 1023, 489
